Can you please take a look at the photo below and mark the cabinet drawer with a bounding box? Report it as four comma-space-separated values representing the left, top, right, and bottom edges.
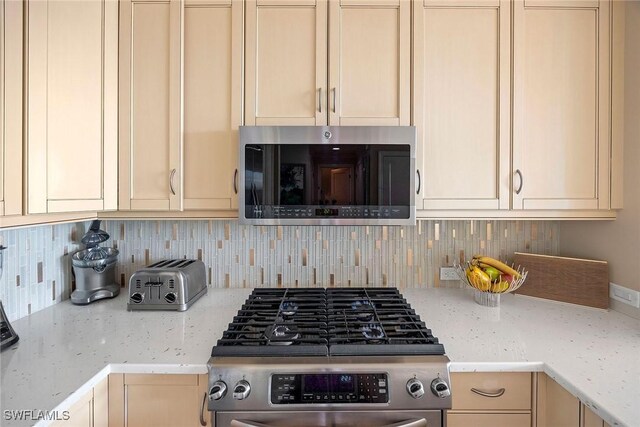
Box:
451, 372, 531, 410
447, 413, 531, 427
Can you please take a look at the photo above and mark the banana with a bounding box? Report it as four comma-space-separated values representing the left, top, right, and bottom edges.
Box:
473, 255, 521, 279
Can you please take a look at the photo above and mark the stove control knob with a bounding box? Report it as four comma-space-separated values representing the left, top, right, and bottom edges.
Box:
430, 378, 451, 398
406, 378, 425, 399
233, 380, 251, 400
209, 381, 227, 401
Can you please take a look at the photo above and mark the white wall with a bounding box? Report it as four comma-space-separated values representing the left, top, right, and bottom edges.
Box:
559, 0, 640, 292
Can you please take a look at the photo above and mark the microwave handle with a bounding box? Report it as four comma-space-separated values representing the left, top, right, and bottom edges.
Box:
416, 169, 421, 195
230, 419, 427, 427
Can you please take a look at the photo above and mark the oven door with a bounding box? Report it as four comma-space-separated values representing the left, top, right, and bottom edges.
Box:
215, 410, 442, 427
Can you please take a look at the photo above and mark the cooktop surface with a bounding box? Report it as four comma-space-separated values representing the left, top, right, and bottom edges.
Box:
212, 288, 445, 357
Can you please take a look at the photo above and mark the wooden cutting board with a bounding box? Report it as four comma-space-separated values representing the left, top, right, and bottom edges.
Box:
513, 252, 609, 309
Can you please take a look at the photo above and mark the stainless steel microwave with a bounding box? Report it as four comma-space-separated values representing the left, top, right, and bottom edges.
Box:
239, 126, 416, 225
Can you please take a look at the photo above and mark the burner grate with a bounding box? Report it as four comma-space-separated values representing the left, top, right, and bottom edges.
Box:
211, 287, 445, 357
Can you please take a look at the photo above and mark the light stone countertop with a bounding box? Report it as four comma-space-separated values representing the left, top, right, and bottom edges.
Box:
1, 288, 638, 427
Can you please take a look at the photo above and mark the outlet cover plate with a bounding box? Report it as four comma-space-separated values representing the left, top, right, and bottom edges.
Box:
610, 283, 640, 308
440, 267, 459, 281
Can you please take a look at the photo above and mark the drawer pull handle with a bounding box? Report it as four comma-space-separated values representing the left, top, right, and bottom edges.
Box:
470, 387, 506, 398
200, 391, 208, 426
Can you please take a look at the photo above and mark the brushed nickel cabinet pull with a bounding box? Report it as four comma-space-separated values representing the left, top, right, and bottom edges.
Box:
318, 88, 322, 113
416, 169, 421, 195
514, 169, 523, 195
332, 87, 336, 113
470, 387, 506, 398
170, 168, 177, 195
200, 392, 208, 426
233, 169, 238, 194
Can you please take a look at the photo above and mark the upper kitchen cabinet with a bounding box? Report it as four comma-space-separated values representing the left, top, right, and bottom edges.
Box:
26, 0, 118, 214
119, 0, 182, 211
119, 0, 241, 212
414, 0, 511, 210
183, 0, 243, 210
0, 0, 23, 217
512, 0, 612, 210
245, 0, 327, 125
245, 0, 409, 126
328, 0, 410, 125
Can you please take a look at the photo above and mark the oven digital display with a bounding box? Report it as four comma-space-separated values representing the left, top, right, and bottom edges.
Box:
270, 373, 388, 405
303, 374, 355, 393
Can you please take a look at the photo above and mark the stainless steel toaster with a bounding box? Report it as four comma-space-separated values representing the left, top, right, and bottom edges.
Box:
127, 259, 207, 311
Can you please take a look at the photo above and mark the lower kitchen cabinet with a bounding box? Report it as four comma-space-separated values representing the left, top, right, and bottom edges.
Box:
537, 372, 579, 427
537, 373, 612, 427
50, 377, 108, 427
582, 404, 611, 427
447, 413, 531, 427
447, 372, 532, 426
108, 373, 208, 427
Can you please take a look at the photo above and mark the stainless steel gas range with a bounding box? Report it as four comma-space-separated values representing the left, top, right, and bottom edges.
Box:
207, 288, 452, 427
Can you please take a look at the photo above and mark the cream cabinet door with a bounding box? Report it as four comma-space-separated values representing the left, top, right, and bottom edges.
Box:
50, 389, 93, 427
447, 413, 531, 427
245, 0, 327, 126
414, 0, 510, 210
512, 0, 610, 210
328, 0, 409, 126
537, 373, 580, 427
0, 0, 23, 217
121, 374, 204, 427
26, 0, 118, 214
183, 0, 242, 210
119, 0, 182, 211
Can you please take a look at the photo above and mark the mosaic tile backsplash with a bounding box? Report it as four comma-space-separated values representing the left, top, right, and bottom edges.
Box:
0, 220, 559, 322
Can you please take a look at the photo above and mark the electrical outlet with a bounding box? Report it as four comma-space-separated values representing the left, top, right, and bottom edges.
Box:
610, 283, 640, 308
440, 267, 460, 281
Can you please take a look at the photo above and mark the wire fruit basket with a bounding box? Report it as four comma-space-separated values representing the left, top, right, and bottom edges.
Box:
454, 259, 528, 307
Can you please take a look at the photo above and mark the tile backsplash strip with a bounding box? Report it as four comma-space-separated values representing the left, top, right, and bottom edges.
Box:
106, 220, 558, 291
0, 220, 558, 322
0, 222, 86, 321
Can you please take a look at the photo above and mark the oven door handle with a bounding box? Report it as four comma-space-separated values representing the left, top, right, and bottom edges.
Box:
230, 419, 428, 427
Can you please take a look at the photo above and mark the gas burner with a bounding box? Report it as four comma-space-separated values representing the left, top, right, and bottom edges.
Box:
265, 323, 300, 345
351, 300, 375, 321
361, 324, 385, 342
279, 300, 299, 317
351, 300, 373, 310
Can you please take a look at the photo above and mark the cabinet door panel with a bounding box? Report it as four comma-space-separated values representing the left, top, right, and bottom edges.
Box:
537, 373, 580, 427
1, 0, 23, 217
126, 385, 201, 426
447, 413, 531, 427
119, 0, 181, 211
50, 389, 93, 427
582, 404, 605, 427
414, 0, 510, 210
184, 0, 241, 210
245, 0, 327, 125
513, 0, 610, 210
27, 0, 117, 214
329, 0, 409, 125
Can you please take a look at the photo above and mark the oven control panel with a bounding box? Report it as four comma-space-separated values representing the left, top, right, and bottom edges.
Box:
270, 373, 388, 405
